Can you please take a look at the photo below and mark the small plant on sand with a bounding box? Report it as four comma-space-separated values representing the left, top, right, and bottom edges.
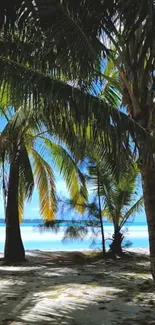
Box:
135, 293, 145, 302
90, 283, 100, 288
48, 293, 60, 299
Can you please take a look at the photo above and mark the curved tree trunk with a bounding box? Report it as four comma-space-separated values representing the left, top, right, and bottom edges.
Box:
4, 156, 25, 263
141, 165, 155, 281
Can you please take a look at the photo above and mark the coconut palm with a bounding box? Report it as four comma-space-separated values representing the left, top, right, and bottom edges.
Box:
1, 0, 155, 276
0, 1, 150, 171
0, 1, 146, 138
0, 108, 87, 263
46, 1, 155, 271
98, 2, 155, 275
0, 5, 134, 265
101, 168, 144, 256
49, 1, 155, 277
86, 160, 143, 256
59, 160, 143, 257
0, 11, 141, 175
40, 58, 133, 256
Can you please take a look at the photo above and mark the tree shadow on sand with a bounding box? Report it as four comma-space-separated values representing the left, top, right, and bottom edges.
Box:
0, 251, 155, 325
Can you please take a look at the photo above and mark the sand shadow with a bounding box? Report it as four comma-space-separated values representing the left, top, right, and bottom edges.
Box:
0, 251, 155, 325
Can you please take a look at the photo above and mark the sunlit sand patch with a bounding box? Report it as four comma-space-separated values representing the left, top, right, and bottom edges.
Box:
0, 249, 155, 325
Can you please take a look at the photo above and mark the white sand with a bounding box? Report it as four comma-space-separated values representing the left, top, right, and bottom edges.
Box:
0, 249, 155, 325
127, 248, 149, 255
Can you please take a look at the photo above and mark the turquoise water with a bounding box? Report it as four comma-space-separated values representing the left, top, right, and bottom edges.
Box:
0, 222, 149, 251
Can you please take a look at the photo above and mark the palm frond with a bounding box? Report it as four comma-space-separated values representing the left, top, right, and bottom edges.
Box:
31, 147, 57, 221
39, 137, 88, 214
18, 143, 34, 200
102, 208, 114, 221
100, 58, 122, 107
119, 196, 144, 229
18, 180, 24, 223
0, 54, 153, 159
108, 163, 139, 210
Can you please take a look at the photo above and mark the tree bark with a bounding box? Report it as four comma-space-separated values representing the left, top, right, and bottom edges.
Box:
109, 227, 124, 257
97, 169, 106, 256
99, 209, 106, 256
4, 155, 25, 263
141, 165, 155, 281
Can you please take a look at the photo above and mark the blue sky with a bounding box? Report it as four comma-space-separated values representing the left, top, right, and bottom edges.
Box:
0, 116, 146, 223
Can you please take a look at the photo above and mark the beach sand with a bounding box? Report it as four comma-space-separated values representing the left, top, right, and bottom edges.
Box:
0, 249, 155, 325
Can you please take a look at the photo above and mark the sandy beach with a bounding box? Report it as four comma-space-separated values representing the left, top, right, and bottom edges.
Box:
0, 249, 155, 325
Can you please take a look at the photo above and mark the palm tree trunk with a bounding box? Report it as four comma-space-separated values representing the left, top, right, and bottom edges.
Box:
97, 169, 106, 256
4, 156, 25, 263
110, 224, 123, 256
141, 165, 155, 281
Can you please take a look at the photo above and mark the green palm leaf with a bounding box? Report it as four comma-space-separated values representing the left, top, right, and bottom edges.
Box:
39, 137, 88, 214
31, 147, 57, 221
18, 144, 34, 200
119, 196, 144, 229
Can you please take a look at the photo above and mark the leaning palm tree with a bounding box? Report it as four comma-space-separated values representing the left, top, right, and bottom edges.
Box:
0, 108, 87, 263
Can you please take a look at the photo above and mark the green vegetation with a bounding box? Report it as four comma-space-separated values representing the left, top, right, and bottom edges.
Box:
0, 108, 87, 262
55, 160, 143, 257
100, 164, 143, 256
48, 294, 60, 299
0, 0, 155, 282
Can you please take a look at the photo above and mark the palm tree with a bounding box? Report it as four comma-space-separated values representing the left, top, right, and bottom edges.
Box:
0, 4, 129, 264
0, 108, 87, 263
0, 7, 140, 173
0, 13, 143, 262
1, 0, 155, 276
97, 2, 155, 275
61, 160, 143, 257
47, 1, 155, 271
86, 159, 143, 256
47, 1, 155, 276
100, 167, 144, 256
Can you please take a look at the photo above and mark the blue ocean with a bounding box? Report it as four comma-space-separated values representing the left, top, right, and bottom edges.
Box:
0, 222, 149, 251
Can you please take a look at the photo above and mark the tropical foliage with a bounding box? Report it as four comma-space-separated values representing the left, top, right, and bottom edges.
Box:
0, 107, 87, 262
51, 159, 143, 258
0, 0, 155, 281
89, 162, 143, 256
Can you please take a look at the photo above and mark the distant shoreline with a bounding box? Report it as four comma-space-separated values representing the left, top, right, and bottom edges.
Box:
0, 248, 150, 256
0, 219, 148, 225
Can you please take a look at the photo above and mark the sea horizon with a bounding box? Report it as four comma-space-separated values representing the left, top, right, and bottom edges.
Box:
0, 221, 149, 252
